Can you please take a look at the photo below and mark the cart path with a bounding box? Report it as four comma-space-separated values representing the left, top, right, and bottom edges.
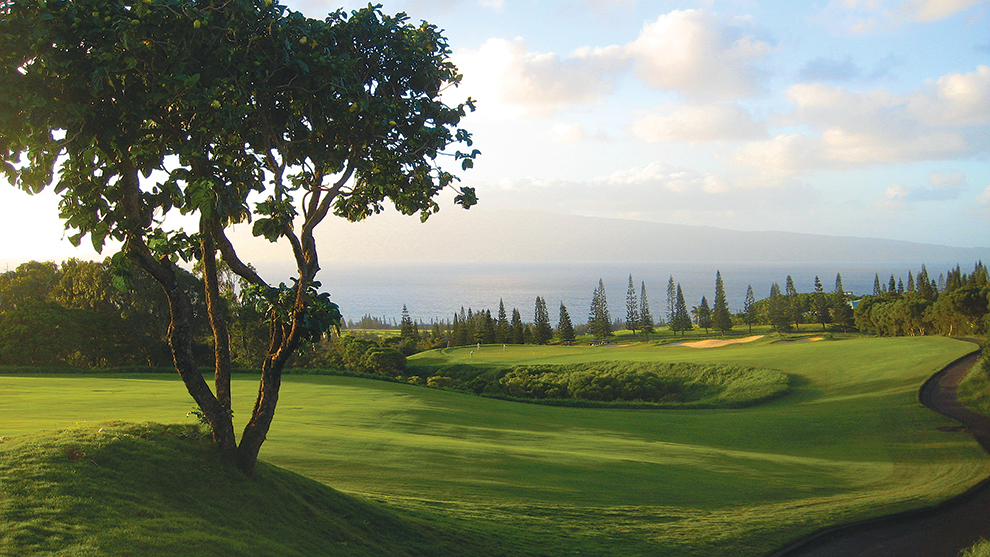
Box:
769, 346, 990, 557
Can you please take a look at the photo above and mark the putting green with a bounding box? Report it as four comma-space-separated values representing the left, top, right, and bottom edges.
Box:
1, 335, 986, 555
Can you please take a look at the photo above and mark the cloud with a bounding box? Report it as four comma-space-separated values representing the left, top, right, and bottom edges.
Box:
818, 0, 989, 34
630, 102, 766, 143
730, 134, 825, 178
733, 68, 989, 176
799, 55, 861, 82
453, 9, 776, 115
907, 65, 990, 126
549, 122, 586, 143
877, 171, 968, 210
625, 10, 775, 99
977, 185, 990, 206
452, 38, 629, 118
900, 0, 988, 22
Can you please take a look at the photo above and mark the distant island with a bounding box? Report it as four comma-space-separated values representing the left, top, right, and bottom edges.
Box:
234, 208, 990, 264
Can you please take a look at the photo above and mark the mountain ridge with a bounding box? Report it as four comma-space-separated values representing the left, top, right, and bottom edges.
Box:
292, 208, 990, 264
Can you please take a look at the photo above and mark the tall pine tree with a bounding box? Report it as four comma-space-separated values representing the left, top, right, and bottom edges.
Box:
588, 279, 613, 340
557, 302, 575, 344
811, 276, 831, 332
625, 274, 640, 334
496, 299, 510, 344
510, 308, 525, 344
666, 276, 677, 328
533, 296, 552, 345
712, 271, 732, 335
640, 281, 655, 339
767, 282, 789, 332
832, 273, 854, 332
674, 284, 692, 336
743, 285, 756, 333
400, 304, 418, 342
785, 275, 800, 331
696, 296, 712, 333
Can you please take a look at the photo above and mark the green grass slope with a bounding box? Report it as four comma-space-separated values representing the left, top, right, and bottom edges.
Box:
0, 422, 493, 557
1, 336, 987, 556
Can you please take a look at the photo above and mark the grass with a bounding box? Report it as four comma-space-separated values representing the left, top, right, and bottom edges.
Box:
0, 422, 495, 557
1, 335, 987, 556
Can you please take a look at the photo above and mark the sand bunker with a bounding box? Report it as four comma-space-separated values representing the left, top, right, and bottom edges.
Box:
679, 335, 764, 349
775, 336, 824, 344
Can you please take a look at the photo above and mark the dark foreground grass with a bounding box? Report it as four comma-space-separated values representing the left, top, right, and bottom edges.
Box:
0, 422, 508, 557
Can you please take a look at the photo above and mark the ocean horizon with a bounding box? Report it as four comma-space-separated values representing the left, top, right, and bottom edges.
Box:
250, 259, 972, 326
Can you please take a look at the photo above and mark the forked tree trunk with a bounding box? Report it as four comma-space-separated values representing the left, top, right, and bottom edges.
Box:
125, 238, 238, 459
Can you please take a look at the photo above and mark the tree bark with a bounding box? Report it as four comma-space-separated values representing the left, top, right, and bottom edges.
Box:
200, 219, 233, 412
125, 237, 237, 458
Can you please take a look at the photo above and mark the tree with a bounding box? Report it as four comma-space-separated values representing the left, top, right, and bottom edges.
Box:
557, 302, 575, 344
785, 275, 800, 330
1, 0, 478, 474
474, 309, 495, 345
712, 271, 732, 335
742, 285, 757, 333
873, 274, 883, 297
666, 276, 677, 328
399, 305, 418, 343
767, 283, 790, 332
510, 309, 525, 344
639, 282, 654, 339
832, 274, 855, 332
496, 299, 510, 344
625, 274, 639, 334
696, 296, 712, 333
588, 279, 612, 339
811, 276, 831, 332
673, 284, 692, 336
533, 296, 552, 345
917, 265, 936, 301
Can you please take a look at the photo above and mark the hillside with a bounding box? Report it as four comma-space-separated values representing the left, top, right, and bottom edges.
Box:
230, 208, 990, 263
0, 422, 496, 557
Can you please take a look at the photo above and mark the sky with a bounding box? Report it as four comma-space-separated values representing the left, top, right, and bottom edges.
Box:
2, 0, 989, 267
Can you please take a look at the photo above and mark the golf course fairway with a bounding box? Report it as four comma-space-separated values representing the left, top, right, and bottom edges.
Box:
1, 335, 987, 555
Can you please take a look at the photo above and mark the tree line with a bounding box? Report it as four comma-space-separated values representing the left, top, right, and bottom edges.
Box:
3, 259, 986, 371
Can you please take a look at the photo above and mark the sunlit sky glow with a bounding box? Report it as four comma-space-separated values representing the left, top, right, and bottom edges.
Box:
2, 0, 989, 267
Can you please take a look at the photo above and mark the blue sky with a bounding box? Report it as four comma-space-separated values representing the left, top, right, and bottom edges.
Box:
2, 0, 989, 265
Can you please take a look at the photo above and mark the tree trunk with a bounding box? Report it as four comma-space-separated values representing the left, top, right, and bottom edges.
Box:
200, 224, 233, 412
125, 238, 237, 459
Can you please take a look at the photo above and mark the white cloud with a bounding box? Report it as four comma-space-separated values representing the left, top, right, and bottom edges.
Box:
478, 0, 505, 11
603, 161, 730, 194
818, 0, 989, 33
977, 185, 990, 206
452, 38, 628, 118
908, 65, 990, 127
878, 183, 910, 210
900, 0, 988, 22
877, 171, 968, 210
730, 134, 824, 178
734, 68, 988, 176
625, 10, 774, 99
549, 122, 586, 143
630, 102, 766, 143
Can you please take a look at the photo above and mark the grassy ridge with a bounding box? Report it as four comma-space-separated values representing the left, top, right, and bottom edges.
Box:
1, 336, 987, 555
0, 422, 496, 557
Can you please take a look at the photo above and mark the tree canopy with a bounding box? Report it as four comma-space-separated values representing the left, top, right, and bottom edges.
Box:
1, 0, 477, 474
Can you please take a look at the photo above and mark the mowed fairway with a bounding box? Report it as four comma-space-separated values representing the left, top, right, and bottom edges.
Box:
2, 336, 988, 555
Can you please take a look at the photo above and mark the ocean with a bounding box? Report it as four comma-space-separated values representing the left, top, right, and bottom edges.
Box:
251, 260, 968, 326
